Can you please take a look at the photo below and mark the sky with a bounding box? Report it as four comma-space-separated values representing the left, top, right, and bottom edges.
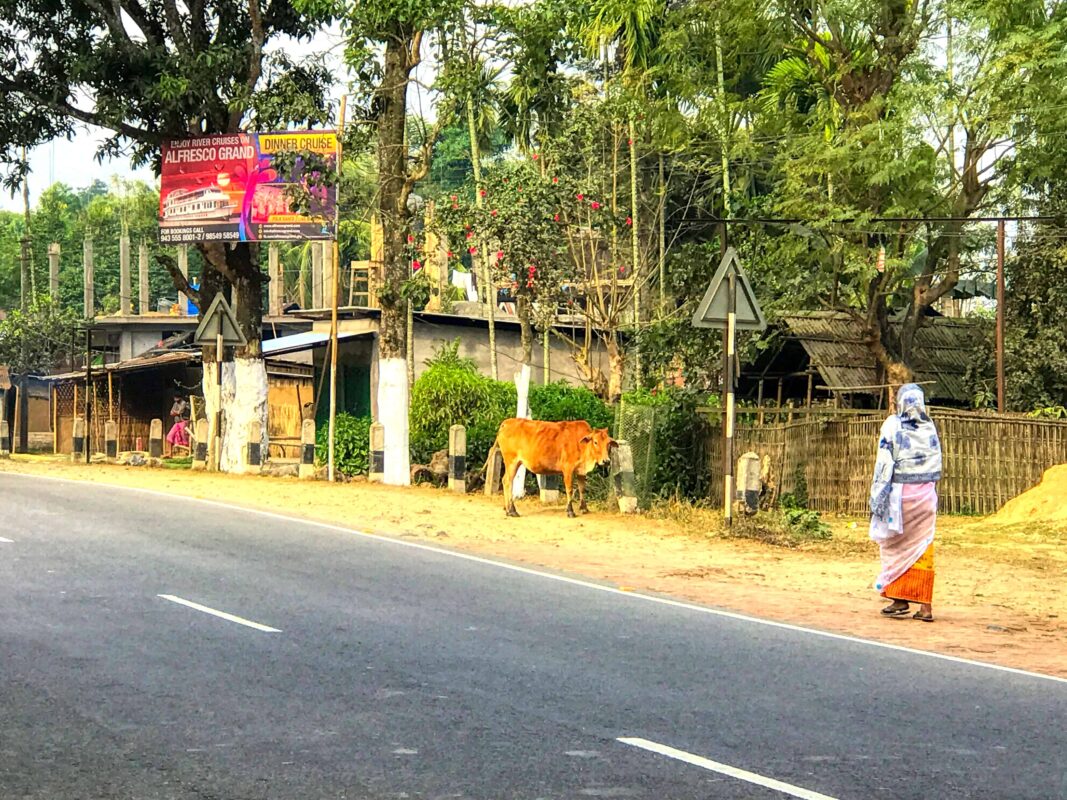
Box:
0, 23, 434, 213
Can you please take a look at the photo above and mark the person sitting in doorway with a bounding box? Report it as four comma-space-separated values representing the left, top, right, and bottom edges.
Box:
166, 395, 191, 456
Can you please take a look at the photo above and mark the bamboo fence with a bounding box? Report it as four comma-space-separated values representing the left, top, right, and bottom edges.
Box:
703, 409, 1067, 515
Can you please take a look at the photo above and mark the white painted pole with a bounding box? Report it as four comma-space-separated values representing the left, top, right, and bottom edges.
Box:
724, 272, 737, 526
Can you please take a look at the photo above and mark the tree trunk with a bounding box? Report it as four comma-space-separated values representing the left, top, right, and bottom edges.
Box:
197, 242, 268, 473
467, 99, 497, 379
606, 334, 624, 403
374, 34, 418, 485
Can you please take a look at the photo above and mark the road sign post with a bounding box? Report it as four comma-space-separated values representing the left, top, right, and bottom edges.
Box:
692, 247, 765, 526
193, 294, 247, 472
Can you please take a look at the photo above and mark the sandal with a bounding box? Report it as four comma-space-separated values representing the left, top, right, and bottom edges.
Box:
912, 611, 934, 622
881, 604, 910, 616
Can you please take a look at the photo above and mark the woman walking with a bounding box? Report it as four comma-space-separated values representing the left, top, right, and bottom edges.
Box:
870, 382, 942, 622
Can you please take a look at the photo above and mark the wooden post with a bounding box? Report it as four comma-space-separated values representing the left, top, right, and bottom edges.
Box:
757, 378, 765, 425
996, 219, 1006, 413
177, 246, 189, 313
138, 242, 150, 314
448, 424, 466, 493
119, 234, 131, 315
83, 238, 94, 318
268, 243, 282, 317
299, 418, 317, 479
805, 368, 814, 408
369, 422, 385, 483
48, 242, 60, 299
483, 445, 503, 497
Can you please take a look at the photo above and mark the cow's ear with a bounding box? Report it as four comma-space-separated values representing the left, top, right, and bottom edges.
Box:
580, 434, 593, 445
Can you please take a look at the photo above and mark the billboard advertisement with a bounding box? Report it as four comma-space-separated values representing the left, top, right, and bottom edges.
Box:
159, 130, 338, 244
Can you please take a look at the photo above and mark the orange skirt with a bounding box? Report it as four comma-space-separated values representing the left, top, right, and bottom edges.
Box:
881, 544, 935, 604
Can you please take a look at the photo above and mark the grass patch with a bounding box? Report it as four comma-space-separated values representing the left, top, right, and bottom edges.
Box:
160, 456, 192, 470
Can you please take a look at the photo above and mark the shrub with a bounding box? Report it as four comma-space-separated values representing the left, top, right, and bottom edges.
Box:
409, 358, 515, 470
316, 413, 371, 476
529, 381, 614, 431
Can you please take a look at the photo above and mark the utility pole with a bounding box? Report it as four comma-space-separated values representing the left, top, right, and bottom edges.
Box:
84, 324, 92, 464
17, 237, 31, 454
328, 95, 347, 482
996, 219, 1006, 413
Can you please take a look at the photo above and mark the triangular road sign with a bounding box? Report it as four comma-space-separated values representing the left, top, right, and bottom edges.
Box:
691, 247, 767, 331
193, 293, 247, 347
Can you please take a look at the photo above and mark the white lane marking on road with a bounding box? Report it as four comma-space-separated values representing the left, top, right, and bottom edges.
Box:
7, 472, 1067, 687
618, 737, 838, 800
158, 594, 281, 633
0, 536, 14, 543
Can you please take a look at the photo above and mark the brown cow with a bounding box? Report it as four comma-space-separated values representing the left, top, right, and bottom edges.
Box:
492, 418, 616, 518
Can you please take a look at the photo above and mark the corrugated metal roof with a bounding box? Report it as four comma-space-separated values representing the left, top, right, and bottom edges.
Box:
261, 331, 366, 356
45, 351, 196, 382
780, 311, 985, 403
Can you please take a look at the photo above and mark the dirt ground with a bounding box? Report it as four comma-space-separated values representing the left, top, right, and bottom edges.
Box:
2, 455, 1065, 679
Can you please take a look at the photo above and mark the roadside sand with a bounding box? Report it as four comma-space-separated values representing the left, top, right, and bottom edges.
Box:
3, 456, 1064, 678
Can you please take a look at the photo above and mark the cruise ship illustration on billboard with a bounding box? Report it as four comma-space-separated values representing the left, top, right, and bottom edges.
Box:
161, 187, 237, 222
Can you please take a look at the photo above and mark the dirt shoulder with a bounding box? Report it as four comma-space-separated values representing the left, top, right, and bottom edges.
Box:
3, 456, 1065, 679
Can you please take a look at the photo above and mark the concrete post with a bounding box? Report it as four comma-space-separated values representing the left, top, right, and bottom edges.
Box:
177, 246, 189, 313
192, 418, 209, 470
48, 242, 60, 299
610, 441, 639, 514
72, 417, 85, 462
448, 424, 466, 493
538, 474, 560, 504
0, 419, 9, 458
483, 445, 504, 496
268, 243, 282, 316
369, 422, 385, 483
737, 451, 762, 515
119, 235, 131, 315
138, 242, 150, 314
83, 238, 94, 318
247, 419, 263, 469
149, 418, 163, 458
299, 418, 316, 479
312, 242, 324, 308
105, 420, 118, 461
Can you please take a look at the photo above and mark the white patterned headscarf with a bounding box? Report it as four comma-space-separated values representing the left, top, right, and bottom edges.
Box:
870, 383, 942, 519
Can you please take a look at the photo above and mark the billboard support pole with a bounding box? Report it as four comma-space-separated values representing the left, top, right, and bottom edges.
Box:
328, 96, 347, 483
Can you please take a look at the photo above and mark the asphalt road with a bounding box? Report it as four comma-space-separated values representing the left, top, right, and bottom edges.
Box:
1, 473, 1065, 800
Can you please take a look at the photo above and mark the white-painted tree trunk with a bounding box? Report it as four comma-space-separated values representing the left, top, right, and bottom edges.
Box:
511, 363, 532, 498
203, 357, 268, 474
377, 357, 410, 485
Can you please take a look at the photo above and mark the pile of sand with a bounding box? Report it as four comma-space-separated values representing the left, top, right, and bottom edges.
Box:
990, 464, 1067, 526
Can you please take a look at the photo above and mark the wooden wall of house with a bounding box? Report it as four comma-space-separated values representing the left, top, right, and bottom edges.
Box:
268, 375, 314, 459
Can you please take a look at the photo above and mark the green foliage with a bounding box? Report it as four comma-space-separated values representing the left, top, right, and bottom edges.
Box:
316, 414, 372, 476
424, 338, 476, 371
409, 360, 516, 468
620, 386, 710, 501
1027, 406, 1067, 420
781, 507, 832, 541
0, 295, 81, 373
529, 381, 614, 430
